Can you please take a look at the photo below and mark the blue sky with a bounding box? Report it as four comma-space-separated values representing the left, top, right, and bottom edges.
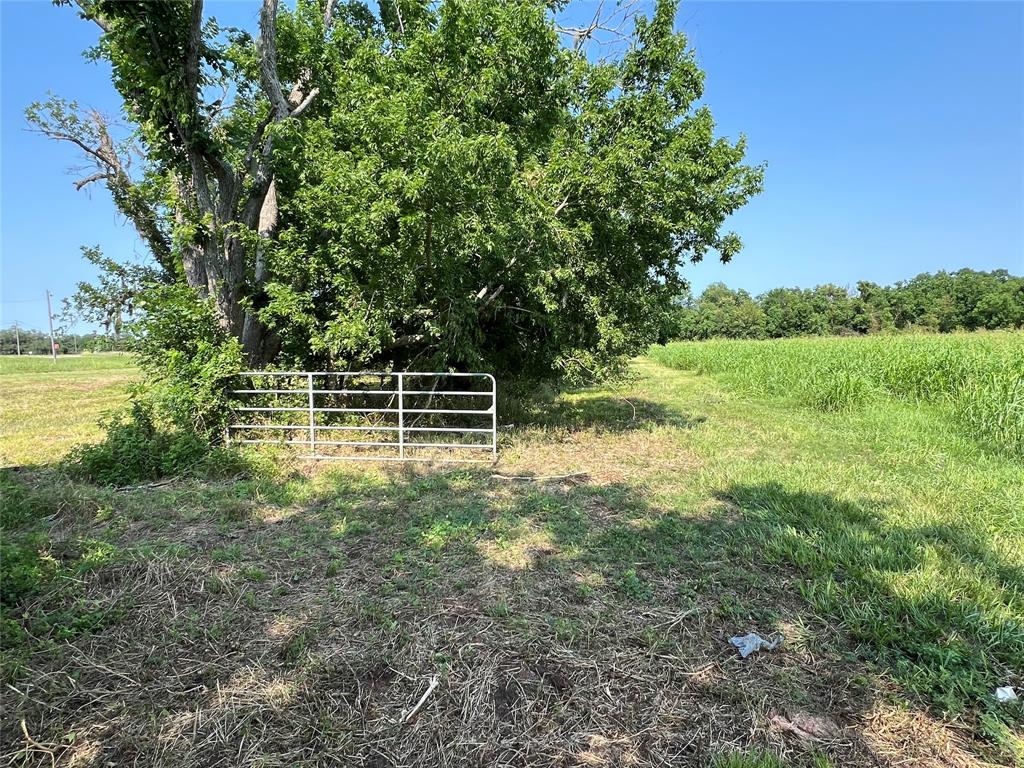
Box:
1, 0, 1022, 331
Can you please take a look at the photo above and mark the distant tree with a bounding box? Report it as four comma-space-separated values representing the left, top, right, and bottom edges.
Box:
687, 283, 765, 339
808, 284, 855, 335
663, 269, 1023, 343
760, 287, 824, 338
973, 276, 1024, 329
854, 281, 894, 334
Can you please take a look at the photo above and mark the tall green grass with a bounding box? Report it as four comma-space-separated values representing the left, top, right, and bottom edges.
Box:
650, 332, 1024, 457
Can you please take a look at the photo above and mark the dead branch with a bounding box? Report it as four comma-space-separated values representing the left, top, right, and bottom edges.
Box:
490, 472, 589, 482
403, 675, 439, 724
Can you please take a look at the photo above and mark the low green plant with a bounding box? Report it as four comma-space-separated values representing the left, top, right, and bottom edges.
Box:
0, 474, 53, 609
0, 531, 52, 608
63, 286, 249, 485
712, 751, 788, 768
67, 401, 206, 485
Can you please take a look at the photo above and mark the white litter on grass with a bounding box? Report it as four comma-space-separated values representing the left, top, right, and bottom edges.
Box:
995, 686, 1017, 703
730, 632, 783, 658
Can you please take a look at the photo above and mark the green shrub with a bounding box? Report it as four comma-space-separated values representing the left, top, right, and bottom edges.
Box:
65, 285, 248, 486
67, 400, 206, 485
132, 284, 244, 439
67, 400, 249, 486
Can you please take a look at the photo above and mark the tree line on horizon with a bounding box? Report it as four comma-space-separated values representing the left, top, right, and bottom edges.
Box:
0, 327, 122, 356
666, 268, 1024, 342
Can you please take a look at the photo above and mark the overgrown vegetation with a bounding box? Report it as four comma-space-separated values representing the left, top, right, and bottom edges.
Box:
58, 284, 244, 484
68, 400, 247, 485
668, 269, 1024, 341
2, 344, 1021, 765
651, 332, 1024, 456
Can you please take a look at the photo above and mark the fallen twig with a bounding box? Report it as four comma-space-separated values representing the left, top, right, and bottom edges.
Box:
114, 477, 178, 493
20, 720, 57, 768
490, 472, 588, 482
403, 675, 440, 725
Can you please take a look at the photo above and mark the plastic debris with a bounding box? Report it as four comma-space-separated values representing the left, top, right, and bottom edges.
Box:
730, 632, 783, 658
995, 686, 1018, 703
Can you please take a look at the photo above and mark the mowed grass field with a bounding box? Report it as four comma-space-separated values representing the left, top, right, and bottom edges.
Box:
0, 355, 137, 467
1, 336, 1022, 766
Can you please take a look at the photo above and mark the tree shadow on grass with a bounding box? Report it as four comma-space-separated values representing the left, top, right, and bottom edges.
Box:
716, 483, 1024, 747
3, 468, 1021, 766
513, 393, 706, 433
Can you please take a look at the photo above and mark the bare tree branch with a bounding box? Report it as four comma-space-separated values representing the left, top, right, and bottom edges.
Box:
290, 87, 321, 117
184, 0, 204, 98
259, 0, 293, 119
555, 0, 642, 53
323, 0, 338, 28
74, 171, 110, 191
71, 0, 110, 33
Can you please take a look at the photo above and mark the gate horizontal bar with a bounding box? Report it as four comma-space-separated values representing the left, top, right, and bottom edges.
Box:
403, 442, 492, 450
234, 389, 489, 397
240, 370, 494, 379
229, 424, 493, 434
235, 405, 492, 415
301, 454, 494, 464
237, 439, 489, 449
233, 438, 402, 448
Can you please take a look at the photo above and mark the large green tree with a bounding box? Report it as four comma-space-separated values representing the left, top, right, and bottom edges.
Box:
32, 0, 762, 383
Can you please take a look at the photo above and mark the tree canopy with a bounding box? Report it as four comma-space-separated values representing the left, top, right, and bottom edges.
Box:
670, 269, 1024, 341
34, 0, 762, 386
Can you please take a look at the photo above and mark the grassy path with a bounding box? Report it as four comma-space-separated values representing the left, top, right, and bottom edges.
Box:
1, 354, 1021, 766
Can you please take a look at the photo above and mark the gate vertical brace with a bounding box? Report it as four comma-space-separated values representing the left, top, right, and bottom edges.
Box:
491, 375, 497, 463
307, 373, 316, 456
398, 372, 405, 460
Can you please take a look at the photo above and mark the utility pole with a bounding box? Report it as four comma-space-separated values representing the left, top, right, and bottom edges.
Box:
13, 321, 20, 355
45, 290, 57, 362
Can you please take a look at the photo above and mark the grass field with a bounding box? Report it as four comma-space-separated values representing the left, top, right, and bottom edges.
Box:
650, 332, 1024, 457
0, 355, 137, 467
1, 338, 1021, 766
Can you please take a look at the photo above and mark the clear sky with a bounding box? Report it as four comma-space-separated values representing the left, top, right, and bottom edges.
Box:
2, 0, 1022, 331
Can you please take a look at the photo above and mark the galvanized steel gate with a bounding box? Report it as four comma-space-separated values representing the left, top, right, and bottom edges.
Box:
226, 371, 497, 463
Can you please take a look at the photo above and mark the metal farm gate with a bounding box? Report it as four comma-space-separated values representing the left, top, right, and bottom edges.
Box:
226, 371, 497, 463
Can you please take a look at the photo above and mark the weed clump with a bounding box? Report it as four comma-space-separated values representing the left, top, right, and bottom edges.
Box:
67, 400, 246, 486
800, 368, 873, 412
